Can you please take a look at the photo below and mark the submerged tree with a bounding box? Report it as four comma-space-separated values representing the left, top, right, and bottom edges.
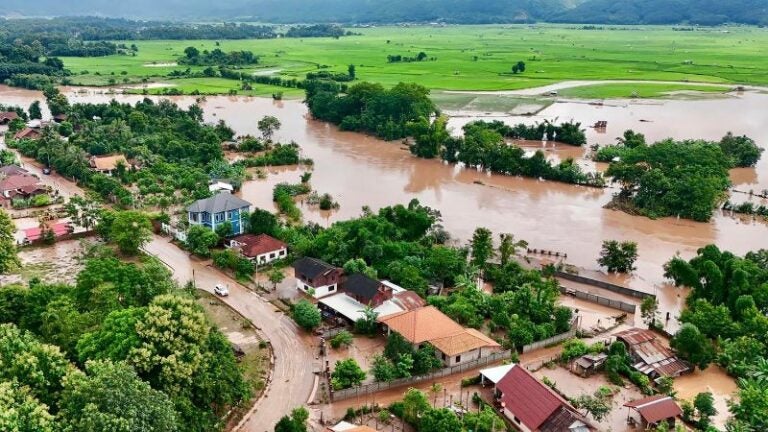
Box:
597, 240, 638, 273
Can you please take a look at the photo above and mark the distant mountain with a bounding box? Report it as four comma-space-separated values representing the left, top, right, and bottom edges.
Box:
2, 0, 768, 25
553, 0, 768, 26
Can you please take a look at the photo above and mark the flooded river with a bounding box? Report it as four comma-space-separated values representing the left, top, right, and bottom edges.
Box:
1, 85, 766, 305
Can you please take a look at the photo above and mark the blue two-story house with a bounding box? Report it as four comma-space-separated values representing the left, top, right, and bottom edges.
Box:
187, 192, 252, 236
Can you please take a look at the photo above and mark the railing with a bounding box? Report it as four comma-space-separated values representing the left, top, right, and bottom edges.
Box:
330, 350, 511, 401
555, 271, 654, 299
559, 286, 637, 313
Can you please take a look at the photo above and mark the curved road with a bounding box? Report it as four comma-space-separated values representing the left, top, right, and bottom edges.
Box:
144, 236, 319, 431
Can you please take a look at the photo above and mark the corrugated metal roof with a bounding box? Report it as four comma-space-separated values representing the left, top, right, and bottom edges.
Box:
624, 395, 683, 424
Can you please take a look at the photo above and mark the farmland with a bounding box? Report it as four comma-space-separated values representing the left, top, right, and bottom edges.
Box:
59, 25, 768, 98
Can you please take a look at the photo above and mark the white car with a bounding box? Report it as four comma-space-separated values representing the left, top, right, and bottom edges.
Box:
214, 284, 229, 297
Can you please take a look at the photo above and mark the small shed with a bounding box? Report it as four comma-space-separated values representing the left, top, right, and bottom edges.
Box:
624, 395, 682, 429
570, 353, 608, 377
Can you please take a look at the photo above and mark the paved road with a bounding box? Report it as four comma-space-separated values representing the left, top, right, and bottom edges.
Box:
144, 236, 319, 431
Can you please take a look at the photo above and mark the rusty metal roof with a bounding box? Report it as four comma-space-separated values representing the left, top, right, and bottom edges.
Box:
616, 328, 690, 377
624, 395, 683, 424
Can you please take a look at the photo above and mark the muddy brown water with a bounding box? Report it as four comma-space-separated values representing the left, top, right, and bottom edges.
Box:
2, 85, 766, 316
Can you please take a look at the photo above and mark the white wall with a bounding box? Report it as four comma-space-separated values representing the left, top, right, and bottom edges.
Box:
255, 247, 288, 264
296, 280, 338, 298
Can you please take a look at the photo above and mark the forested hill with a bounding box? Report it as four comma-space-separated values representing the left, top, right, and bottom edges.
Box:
3, 0, 768, 25
552, 0, 768, 26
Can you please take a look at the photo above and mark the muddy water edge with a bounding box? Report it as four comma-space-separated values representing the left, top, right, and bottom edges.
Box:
2, 85, 766, 312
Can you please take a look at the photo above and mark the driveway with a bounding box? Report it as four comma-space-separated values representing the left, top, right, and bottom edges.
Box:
144, 235, 320, 431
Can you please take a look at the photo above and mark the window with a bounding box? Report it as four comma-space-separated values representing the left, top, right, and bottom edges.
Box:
280, 250, 286, 256
441, 353, 446, 361
329, 284, 336, 292
455, 355, 461, 363
513, 417, 521, 424
270, 253, 276, 258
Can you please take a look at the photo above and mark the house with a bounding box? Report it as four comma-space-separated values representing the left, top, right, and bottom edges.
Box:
615, 328, 690, 379
0, 112, 20, 125
89, 154, 131, 175
293, 257, 343, 298
0, 172, 48, 209
343, 273, 394, 307
229, 233, 287, 264
624, 395, 682, 429
14, 128, 42, 140
52, 114, 68, 123
0, 165, 30, 177
569, 353, 608, 378
187, 192, 252, 236
493, 364, 593, 432
378, 306, 501, 367
22, 222, 73, 244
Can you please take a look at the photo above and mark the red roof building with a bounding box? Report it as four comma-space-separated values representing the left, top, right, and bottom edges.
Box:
0, 174, 47, 209
229, 234, 287, 264
0, 112, 20, 125
22, 222, 73, 243
14, 128, 42, 140
624, 395, 682, 429
495, 365, 593, 432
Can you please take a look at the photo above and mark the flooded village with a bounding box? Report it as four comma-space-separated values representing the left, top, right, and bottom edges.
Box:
0, 81, 765, 432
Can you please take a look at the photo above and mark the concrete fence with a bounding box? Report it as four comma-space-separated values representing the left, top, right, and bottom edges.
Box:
559, 286, 637, 314
161, 223, 187, 243
520, 328, 578, 353
555, 271, 654, 300
330, 350, 511, 401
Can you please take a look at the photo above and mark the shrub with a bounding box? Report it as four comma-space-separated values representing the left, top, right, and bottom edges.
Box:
329, 330, 353, 349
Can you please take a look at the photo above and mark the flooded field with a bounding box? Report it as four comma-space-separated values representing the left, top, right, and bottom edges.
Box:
0, 239, 90, 286
1, 85, 766, 304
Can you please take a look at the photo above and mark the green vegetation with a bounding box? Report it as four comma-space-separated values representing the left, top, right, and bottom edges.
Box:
557, 82, 731, 99
0, 209, 20, 274
597, 240, 639, 273
291, 300, 321, 331
664, 246, 768, 431
0, 246, 250, 431
603, 133, 762, 221
19, 25, 762, 97
330, 358, 366, 390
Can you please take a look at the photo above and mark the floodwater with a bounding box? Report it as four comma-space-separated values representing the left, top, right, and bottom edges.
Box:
1, 85, 766, 303
674, 365, 738, 430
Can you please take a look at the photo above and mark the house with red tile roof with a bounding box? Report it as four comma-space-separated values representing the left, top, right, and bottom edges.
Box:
624, 395, 682, 430
378, 305, 501, 367
229, 233, 287, 264
0, 171, 48, 209
494, 364, 593, 432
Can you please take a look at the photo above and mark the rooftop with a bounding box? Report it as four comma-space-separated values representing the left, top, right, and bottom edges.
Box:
344, 273, 385, 305
319, 293, 406, 323
624, 395, 683, 425
232, 234, 286, 257
187, 192, 252, 214
293, 256, 338, 280
0, 174, 42, 193
90, 154, 128, 171
14, 128, 41, 139
615, 328, 690, 377
496, 365, 582, 432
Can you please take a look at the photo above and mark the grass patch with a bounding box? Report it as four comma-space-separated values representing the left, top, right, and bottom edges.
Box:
557, 82, 732, 99
57, 25, 768, 95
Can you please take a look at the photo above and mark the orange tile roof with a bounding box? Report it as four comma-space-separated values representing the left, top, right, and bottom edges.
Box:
90, 154, 128, 171
430, 327, 500, 356
379, 306, 500, 355
378, 306, 464, 344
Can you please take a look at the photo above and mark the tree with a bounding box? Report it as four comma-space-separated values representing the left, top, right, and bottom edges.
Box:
330, 358, 366, 390
0, 209, 20, 273
429, 383, 443, 407
185, 225, 219, 257
329, 330, 353, 349
402, 388, 430, 424
184, 46, 200, 59
420, 408, 462, 432
76, 307, 145, 363
516, 61, 526, 73
343, 258, 377, 278
274, 407, 308, 432
268, 268, 285, 291
641, 296, 659, 328
371, 355, 397, 382
0, 381, 54, 432
597, 240, 638, 273
572, 391, 612, 421
28, 101, 42, 120
215, 220, 233, 241
249, 208, 279, 236
292, 300, 321, 331
671, 323, 715, 369
65, 195, 102, 230
58, 360, 178, 432
354, 305, 379, 335
470, 227, 494, 268
257, 116, 282, 141
127, 295, 209, 392
498, 233, 527, 266
348, 64, 356, 79
719, 132, 763, 167
109, 211, 152, 255
694, 392, 717, 429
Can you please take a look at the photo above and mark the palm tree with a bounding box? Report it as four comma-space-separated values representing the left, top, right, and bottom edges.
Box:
499, 233, 528, 265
